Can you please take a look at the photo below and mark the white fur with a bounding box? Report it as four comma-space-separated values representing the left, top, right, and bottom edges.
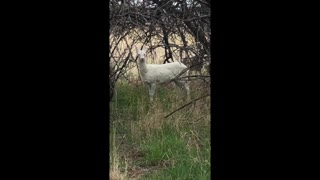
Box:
136, 46, 190, 102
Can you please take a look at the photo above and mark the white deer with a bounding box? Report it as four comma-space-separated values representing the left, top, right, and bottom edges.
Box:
136, 46, 191, 102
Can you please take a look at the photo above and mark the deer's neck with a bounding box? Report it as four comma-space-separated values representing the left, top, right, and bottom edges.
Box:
138, 59, 148, 74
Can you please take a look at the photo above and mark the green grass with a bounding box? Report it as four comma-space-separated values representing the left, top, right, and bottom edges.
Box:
110, 80, 211, 180
139, 124, 211, 180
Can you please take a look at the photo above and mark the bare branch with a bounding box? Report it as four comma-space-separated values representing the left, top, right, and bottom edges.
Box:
164, 94, 211, 118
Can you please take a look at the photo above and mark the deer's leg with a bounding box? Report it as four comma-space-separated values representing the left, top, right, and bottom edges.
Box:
148, 83, 157, 102
174, 79, 191, 101
183, 81, 191, 101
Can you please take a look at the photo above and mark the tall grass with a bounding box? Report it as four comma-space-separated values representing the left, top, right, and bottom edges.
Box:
110, 128, 128, 180
110, 80, 211, 179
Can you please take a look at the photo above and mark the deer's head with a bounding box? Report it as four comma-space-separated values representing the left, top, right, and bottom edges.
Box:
135, 46, 148, 62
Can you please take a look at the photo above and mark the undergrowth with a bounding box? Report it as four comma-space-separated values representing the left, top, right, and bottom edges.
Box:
110, 80, 211, 180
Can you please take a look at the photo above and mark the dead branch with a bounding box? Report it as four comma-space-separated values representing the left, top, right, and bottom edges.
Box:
164, 94, 211, 118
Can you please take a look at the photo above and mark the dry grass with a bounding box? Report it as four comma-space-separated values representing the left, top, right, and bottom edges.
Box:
110, 79, 211, 179
110, 129, 128, 180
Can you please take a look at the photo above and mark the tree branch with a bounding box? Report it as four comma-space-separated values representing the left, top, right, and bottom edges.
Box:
164, 94, 211, 118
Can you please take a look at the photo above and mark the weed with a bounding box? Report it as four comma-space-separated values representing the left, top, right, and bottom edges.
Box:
110, 80, 211, 179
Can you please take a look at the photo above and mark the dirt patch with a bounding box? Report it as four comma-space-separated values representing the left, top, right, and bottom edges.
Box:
127, 159, 174, 180
117, 142, 174, 179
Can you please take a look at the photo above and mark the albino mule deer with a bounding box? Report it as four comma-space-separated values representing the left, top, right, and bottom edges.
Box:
136, 46, 190, 102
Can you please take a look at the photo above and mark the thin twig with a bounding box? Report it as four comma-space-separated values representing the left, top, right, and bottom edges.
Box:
164, 94, 210, 118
